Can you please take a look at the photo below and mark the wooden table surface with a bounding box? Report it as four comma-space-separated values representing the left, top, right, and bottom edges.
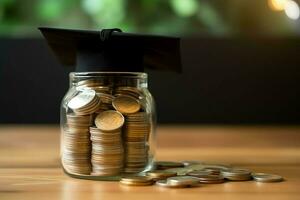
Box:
0, 125, 300, 200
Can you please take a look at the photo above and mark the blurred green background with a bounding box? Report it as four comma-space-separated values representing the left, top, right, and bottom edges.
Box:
1, 0, 300, 37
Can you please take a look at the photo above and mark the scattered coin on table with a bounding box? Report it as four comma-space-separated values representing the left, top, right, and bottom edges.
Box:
146, 170, 177, 180
252, 173, 283, 182
120, 176, 154, 186
167, 176, 199, 186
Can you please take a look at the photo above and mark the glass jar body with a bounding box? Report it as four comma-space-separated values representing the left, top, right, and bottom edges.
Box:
60, 72, 156, 180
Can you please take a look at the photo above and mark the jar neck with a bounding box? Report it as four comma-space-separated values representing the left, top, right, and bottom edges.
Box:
69, 72, 148, 89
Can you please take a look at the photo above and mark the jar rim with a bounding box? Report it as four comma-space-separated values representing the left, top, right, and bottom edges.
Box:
70, 72, 147, 79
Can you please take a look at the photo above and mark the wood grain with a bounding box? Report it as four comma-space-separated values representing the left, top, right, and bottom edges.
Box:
0, 125, 300, 200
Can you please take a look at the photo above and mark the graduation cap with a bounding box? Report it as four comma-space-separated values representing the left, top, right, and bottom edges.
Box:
39, 27, 181, 72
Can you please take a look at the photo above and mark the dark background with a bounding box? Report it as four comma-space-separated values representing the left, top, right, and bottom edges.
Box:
0, 37, 299, 124
1, 0, 300, 124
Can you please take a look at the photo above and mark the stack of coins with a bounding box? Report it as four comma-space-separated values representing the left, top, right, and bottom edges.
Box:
112, 95, 141, 115
111, 95, 150, 173
221, 168, 252, 181
155, 161, 184, 170
156, 176, 199, 188
68, 90, 101, 115
123, 112, 150, 173
90, 110, 125, 176
120, 176, 154, 186
77, 80, 112, 94
96, 93, 114, 113
146, 170, 177, 180
62, 114, 93, 175
114, 87, 142, 99
252, 173, 283, 182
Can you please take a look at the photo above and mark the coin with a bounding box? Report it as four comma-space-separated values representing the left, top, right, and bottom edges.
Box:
167, 176, 199, 186
156, 176, 199, 188
112, 95, 141, 114
155, 180, 188, 188
146, 170, 177, 180
187, 170, 216, 177
63, 113, 93, 175
90, 126, 124, 176
186, 164, 206, 171
164, 167, 194, 176
121, 176, 153, 183
252, 173, 283, 182
120, 176, 154, 186
68, 89, 101, 115
123, 112, 150, 173
195, 174, 225, 184
95, 110, 124, 132
155, 161, 184, 170
203, 164, 231, 172
68, 90, 97, 109
221, 168, 252, 181
114, 87, 143, 99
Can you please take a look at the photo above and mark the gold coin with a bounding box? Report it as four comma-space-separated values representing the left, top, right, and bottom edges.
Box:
112, 95, 141, 114
120, 176, 153, 185
95, 110, 124, 132
120, 180, 153, 186
121, 176, 152, 182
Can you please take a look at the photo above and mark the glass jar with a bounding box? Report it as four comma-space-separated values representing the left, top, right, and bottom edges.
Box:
60, 72, 156, 180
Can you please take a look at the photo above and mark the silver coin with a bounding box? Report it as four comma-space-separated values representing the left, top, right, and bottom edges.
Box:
68, 90, 96, 109
167, 176, 199, 186
252, 173, 283, 182
156, 180, 190, 188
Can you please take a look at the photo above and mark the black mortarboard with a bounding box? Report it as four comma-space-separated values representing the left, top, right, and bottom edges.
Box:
39, 27, 181, 72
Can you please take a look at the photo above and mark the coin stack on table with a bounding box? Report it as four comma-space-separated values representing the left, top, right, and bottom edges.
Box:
91, 110, 125, 176
112, 95, 150, 173
63, 114, 93, 175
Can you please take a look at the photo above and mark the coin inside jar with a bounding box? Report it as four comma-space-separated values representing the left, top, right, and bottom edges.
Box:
112, 95, 141, 114
68, 90, 97, 110
95, 110, 125, 132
